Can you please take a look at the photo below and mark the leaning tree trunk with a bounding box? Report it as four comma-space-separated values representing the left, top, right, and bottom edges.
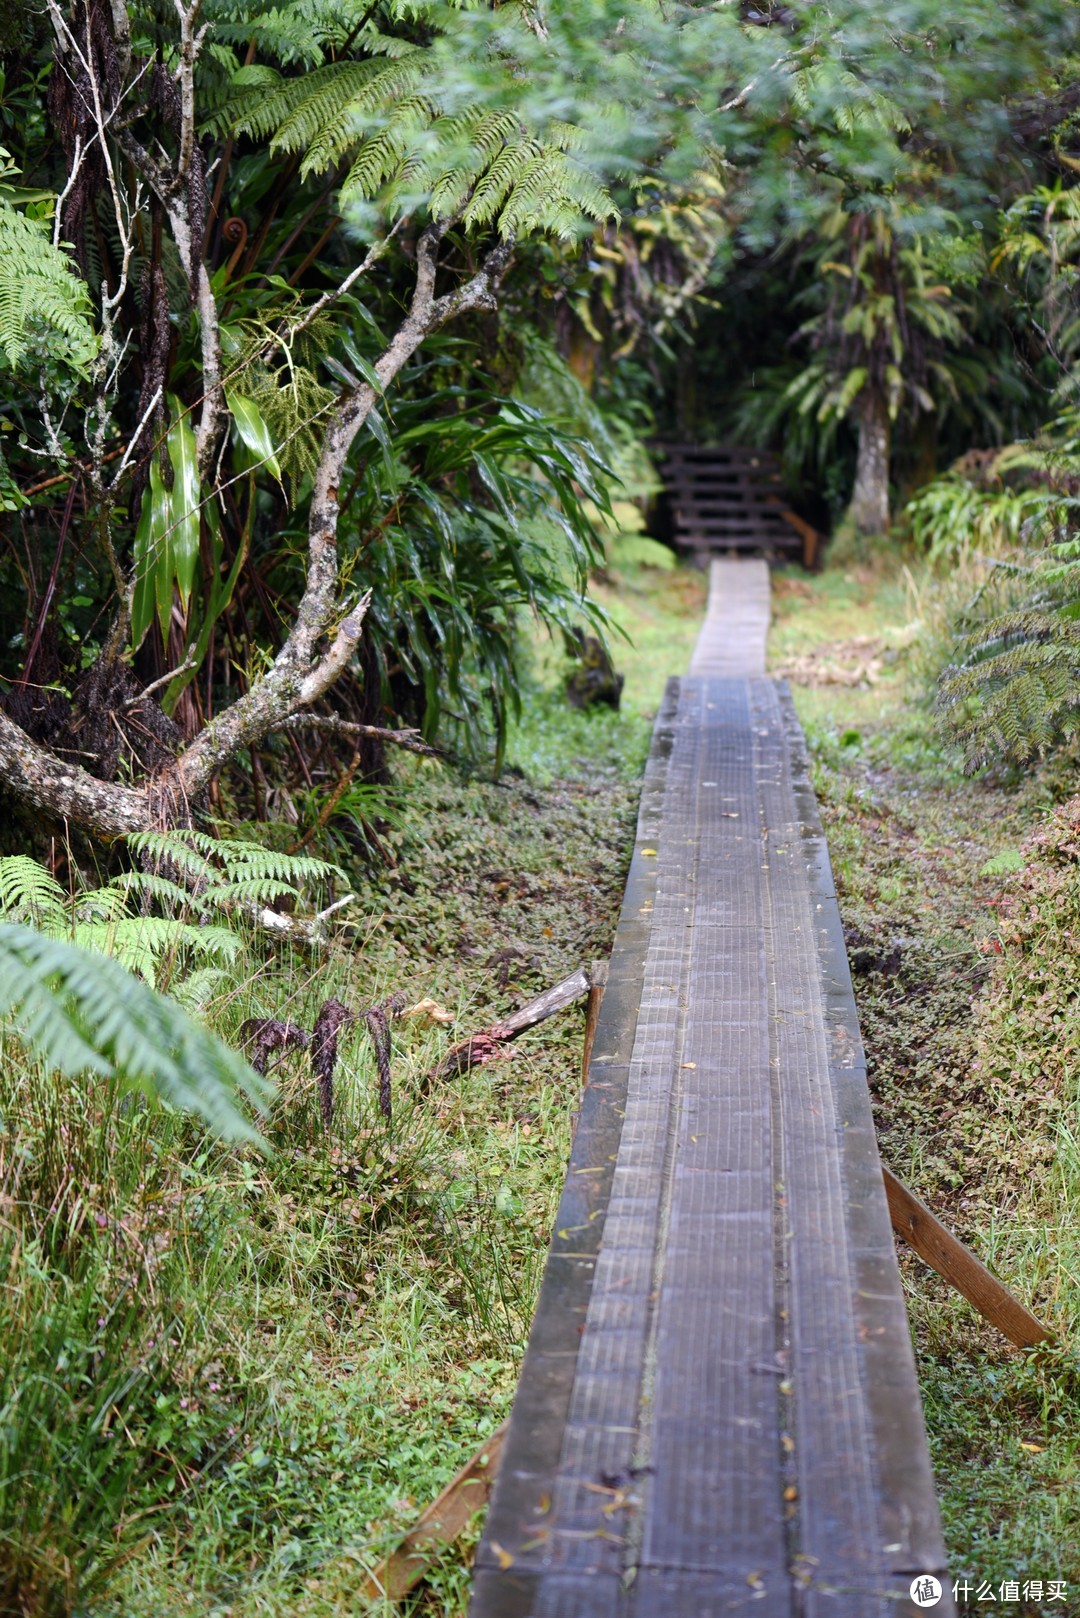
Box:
848, 386, 891, 537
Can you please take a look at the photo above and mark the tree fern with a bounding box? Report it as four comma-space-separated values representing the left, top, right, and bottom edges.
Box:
0, 922, 267, 1142
125, 829, 346, 918
0, 854, 242, 986
0, 837, 342, 988
211, 27, 615, 239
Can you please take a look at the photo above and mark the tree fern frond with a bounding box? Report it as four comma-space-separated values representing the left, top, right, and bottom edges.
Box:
71, 886, 133, 924
936, 551, 1080, 768
460, 136, 540, 228
107, 871, 203, 911
0, 184, 97, 375
127, 830, 218, 886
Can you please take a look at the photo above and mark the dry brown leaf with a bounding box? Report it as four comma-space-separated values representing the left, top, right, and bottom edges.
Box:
403, 998, 455, 1027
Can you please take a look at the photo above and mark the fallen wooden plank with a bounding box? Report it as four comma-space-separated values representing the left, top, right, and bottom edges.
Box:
359, 1424, 507, 1605
494, 965, 591, 1039
882, 1164, 1056, 1352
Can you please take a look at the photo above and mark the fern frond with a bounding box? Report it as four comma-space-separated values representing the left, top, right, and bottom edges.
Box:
0, 921, 268, 1142
70, 917, 244, 981
71, 886, 133, 925
106, 871, 204, 911
127, 830, 218, 887
937, 582, 1080, 768
218, 42, 612, 235
0, 192, 96, 375
0, 855, 68, 929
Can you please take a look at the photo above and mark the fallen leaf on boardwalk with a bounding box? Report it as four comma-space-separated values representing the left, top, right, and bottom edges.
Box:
403, 998, 455, 1027
641, 847, 657, 856
490, 1542, 514, 1569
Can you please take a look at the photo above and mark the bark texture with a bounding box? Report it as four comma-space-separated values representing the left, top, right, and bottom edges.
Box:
849, 386, 891, 536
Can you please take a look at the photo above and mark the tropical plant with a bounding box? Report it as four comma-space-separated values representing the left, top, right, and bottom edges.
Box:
0, 917, 267, 1139
905, 450, 1057, 563
993, 181, 1080, 386
937, 525, 1080, 768
1, 0, 1075, 843
333, 387, 611, 763
0, 145, 96, 376
0, 833, 344, 972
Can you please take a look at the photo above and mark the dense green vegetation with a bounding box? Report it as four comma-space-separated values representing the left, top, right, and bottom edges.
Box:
4, 0, 1080, 1612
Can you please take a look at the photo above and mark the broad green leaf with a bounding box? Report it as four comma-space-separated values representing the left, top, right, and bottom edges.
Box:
340, 336, 384, 395
166, 399, 201, 619
226, 389, 283, 484
131, 458, 171, 650
834, 366, 868, 417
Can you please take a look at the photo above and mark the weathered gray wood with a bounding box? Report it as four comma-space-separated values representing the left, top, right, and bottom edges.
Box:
470, 564, 951, 1618
658, 441, 818, 565
432, 966, 592, 1080
884, 1163, 1055, 1352
360, 1424, 507, 1603
689, 558, 770, 677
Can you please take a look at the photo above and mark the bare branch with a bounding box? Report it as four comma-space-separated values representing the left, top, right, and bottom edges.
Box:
270, 715, 441, 757
298, 593, 372, 705
124, 647, 197, 708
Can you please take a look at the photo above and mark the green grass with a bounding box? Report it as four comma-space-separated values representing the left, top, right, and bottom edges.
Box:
773, 551, 1080, 1615
0, 549, 705, 1618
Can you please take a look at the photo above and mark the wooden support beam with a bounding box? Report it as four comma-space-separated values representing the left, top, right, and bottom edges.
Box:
581, 959, 608, 1085
882, 1164, 1056, 1353
359, 1424, 507, 1605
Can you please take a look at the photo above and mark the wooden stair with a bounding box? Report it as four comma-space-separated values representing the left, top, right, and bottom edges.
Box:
657, 442, 819, 568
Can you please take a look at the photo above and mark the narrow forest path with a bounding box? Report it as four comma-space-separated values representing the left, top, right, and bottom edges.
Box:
470, 561, 952, 1618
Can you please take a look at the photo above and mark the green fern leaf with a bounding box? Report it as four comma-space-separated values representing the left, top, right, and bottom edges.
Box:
0, 921, 268, 1142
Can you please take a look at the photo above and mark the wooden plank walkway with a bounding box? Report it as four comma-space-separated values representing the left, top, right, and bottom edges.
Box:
471, 562, 952, 1618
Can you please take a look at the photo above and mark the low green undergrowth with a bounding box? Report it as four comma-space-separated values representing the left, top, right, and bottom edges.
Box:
0, 550, 700, 1617
778, 556, 1080, 1614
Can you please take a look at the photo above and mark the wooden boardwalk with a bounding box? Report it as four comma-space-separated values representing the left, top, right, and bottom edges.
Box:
471, 562, 952, 1618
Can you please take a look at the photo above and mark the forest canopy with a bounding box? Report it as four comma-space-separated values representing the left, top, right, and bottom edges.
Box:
0, 0, 1078, 847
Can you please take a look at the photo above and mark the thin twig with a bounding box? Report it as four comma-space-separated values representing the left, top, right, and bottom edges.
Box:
271, 714, 441, 756
125, 648, 198, 708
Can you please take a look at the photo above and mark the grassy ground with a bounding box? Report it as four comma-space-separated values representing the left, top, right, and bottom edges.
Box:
0, 548, 702, 1618
770, 557, 1080, 1616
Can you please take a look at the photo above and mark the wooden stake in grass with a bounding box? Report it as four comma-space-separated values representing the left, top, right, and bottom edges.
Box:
359, 1423, 507, 1605
882, 1164, 1056, 1354
581, 959, 608, 1086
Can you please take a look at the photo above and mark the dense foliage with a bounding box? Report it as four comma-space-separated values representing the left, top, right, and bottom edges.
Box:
4, 1, 1080, 1612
